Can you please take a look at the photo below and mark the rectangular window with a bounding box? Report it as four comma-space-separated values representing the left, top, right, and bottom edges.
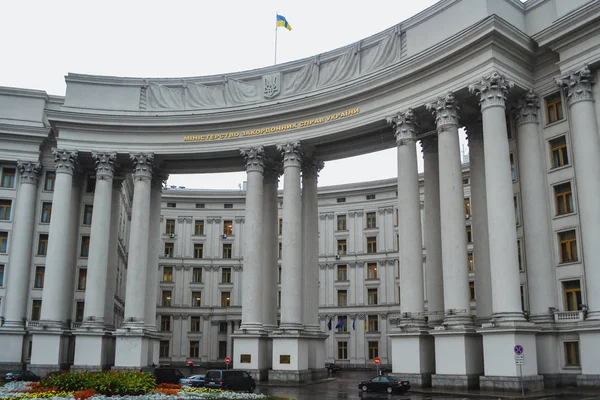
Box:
337, 341, 348, 359
194, 220, 204, 235
337, 265, 347, 281
0, 200, 11, 220
159, 341, 169, 358
278, 218, 283, 235
514, 195, 520, 225
195, 294, 216, 316
166, 203, 176, 208
83, 205, 93, 225
463, 178, 469, 185
222, 267, 232, 283
218, 341, 227, 359
222, 243, 232, 259
554, 182, 574, 215
464, 198, 471, 218
193, 243, 203, 259
564, 341, 580, 367
165, 219, 175, 235
367, 262, 378, 279
224, 203, 233, 209
75, 301, 85, 323
31, 299, 42, 321
34, 266, 45, 288
80, 236, 90, 257
44, 171, 56, 191
510, 153, 517, 182
337, 239, 347, 255
337, 316, 347, 332
164, 242, 174, 258
278, 242, 282, 259
368, 288, 378, 305
278, 291, 281, 308
1, 168, 15, 188
367, 237, 377, 253
160, 316, 171, 332
195, 203, 205, 209
223, 220, 233, 235
41, 202, 52, 223
468, 252, 474, 272
559, 230, 578, 263
337, 290, 347, 306
278, 267, 282, 283
550, 136, 569, 168
366, 212, 377, 229
336, 197, 346, 203
517, 240, 523, 271
162, 291, 172, 306
368, 341, 379, 360
520, 285, 526, 312
219, 321, 228, 333
0, 232, 7, 253
563, 280, 582, 311
190, 316, 201, 332
78, 269, 87, 290
192, 268, 202, 283
469, 281, 476, 301
221, 291, 231, 307
189, 341, 200, 358
337, 215, 347, 231
545, 92, 564, 124
0, 264, 4, 286
466, 226, 473, 243
368, 315, 378, 332
37, 234, 48, 255
162, 266, 173, 282
366, 194, 376, 200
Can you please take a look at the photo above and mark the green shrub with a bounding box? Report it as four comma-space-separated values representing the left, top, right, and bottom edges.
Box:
40, 370, 156, 396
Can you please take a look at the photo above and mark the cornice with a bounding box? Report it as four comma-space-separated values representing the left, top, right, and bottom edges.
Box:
0, 86, 49, 100
400, 0, 461, 30
532, 0, 600, 47
0, 123, 51, 137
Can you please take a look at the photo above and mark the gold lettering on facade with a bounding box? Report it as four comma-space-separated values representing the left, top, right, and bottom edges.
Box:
183, 108, 360, 142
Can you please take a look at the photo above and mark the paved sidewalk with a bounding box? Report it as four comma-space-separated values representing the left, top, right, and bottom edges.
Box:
411, 387, 600, 399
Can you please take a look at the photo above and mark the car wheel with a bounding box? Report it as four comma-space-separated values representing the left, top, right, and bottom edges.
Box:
361, 385, 368, 392
387, 386, 393, 394
248, 384, 255, 393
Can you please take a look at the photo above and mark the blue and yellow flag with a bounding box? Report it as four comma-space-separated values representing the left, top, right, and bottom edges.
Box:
276, 14, 292, 31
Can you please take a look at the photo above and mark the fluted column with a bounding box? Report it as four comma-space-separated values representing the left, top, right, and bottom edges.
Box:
426, 94, 471, 326
386, 109, 426, 326
515, 91, 556, 322
103, 178, 123, 329
302, 155, 323, 331
420, 137, 444, 326
123, 153, 154, 329
39, 149, 79, 327
465, 122, 492, 323
2, 162, 41, 329
82, 152, 117, 328
278, 142, 304, 330
469, 72, 524, 322
557, 66, 600, 319
240, 147, 265, 332
262, 159, 281, 330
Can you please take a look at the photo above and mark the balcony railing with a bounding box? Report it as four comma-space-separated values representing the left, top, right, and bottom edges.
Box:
554, 310, 585, 323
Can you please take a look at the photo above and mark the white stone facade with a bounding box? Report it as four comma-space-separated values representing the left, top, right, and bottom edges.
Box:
1, 0, 600, 390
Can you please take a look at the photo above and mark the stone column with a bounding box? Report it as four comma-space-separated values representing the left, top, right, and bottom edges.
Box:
420, 136, 444, 326
103, 179, 123, 330
464, 122, 492, 323
426, 94, 471, 325
0, 162, 41, 367
469, 72, 524, 323
262, 159, 280, 330
515, 91, 556, 323
557, 66, 600, 319
278, 142, 304, 330
239, 147, 265, 332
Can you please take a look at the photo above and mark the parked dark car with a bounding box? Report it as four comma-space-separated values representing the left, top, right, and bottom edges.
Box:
358, 375, 411, 394
3, 371, 41, 382
140, 366, 184, 384
180, 374, 205, 387
203, 369, 255, 392
325, 362, 342, 372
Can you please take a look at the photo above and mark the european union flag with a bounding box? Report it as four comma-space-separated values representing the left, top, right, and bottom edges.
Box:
335, 317, 344, 329
352, 319, 356, 330
276, 14, 292, 31
327, 318, 332, 331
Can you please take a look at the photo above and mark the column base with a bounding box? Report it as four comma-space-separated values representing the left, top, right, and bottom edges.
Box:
231, 331, 271, 379
29, 329, 73, 377
113, 328, 151, 368
480, 375, 544, 392
577, 374, 600, 388
431, 374, 480, 389
72, 329, 115, 371
268, 368, 312, 384
399, 373, 432, 388
430, 327, 483, 388
389, 330, 434, 387
0, 329, 27, 364
269, 330, 310, 378
303, 330, 327, 370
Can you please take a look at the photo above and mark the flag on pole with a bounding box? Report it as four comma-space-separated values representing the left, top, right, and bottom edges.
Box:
327, 318, 332, 331
276, 14, 292, 31
335, 317, 344, 330
352, 319, 356, 330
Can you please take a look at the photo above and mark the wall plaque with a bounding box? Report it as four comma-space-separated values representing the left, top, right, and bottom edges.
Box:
280, 355, 291, 364
240, 354, 251, 363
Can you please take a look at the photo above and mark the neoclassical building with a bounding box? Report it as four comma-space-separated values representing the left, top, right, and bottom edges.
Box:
1, 0, 600, 391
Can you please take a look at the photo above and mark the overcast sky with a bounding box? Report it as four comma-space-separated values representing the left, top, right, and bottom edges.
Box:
1, 0, 473, 190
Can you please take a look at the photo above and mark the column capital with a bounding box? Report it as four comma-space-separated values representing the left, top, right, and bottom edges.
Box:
464, 119, 483, 142
263, 157, 283, 184
16, 161, 42, 185
151, 170, 169, 190
277, 141, 303, 168
240, 146, 265, 173
386, 108, 419, 146
129, 153, 154, 180
419, 135, 438, 154
515, 90, 540, 126
52, 148, 79, 175
468, 71, 514, 110
301, 156, 324, 179
426, 92, 460, 127
556, 65, 595, 106
92, 152, 117, 179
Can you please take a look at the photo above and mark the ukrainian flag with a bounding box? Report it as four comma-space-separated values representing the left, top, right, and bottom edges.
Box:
276, 14, 292, 31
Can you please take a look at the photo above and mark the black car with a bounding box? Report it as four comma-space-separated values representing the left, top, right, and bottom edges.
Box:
358, 375, 411, 394
140, 366, 184, 384
3, 371, 41, 382
325, 362, 342, 372
203, 369, 255, 392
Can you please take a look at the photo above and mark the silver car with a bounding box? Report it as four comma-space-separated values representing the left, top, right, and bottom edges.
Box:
179, 374, 205, 387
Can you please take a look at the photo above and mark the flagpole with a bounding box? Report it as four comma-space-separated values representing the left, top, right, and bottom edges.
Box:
274, 12, 278, 65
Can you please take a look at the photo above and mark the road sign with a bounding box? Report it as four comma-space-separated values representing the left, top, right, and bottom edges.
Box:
224, 357, 231, 365
374, 357, 381, 365
515, 354, 524, 365
514, 344, 524, 355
